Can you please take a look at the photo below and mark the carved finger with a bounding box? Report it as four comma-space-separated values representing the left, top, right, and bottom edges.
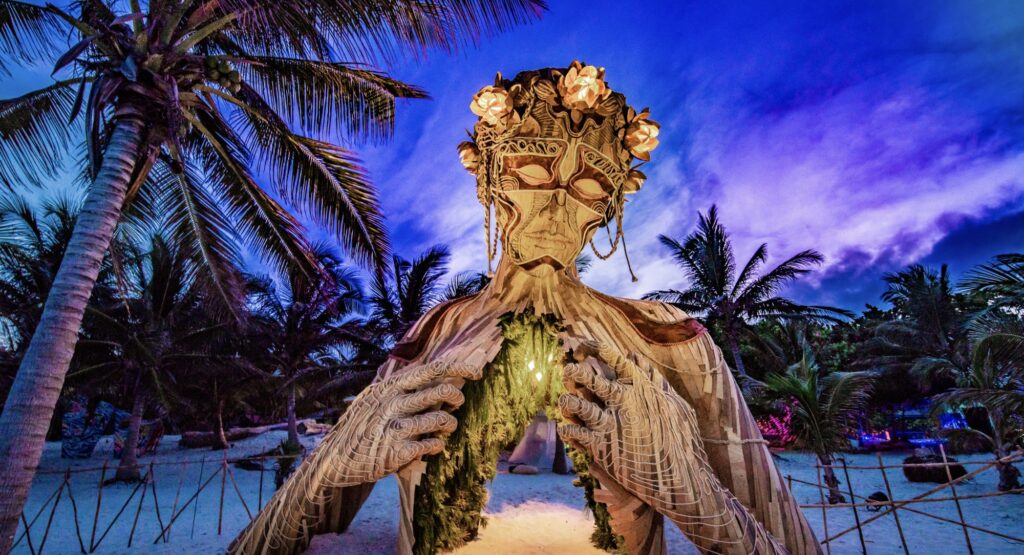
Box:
389, 411, 458, 440
559, 394, 613, 431
393, 360, 482, 390
563, 362, 626, 403
572, 340, 644, 382
393, 438, 445, 467
391, 382, 464, 415
557, 423, 599, 449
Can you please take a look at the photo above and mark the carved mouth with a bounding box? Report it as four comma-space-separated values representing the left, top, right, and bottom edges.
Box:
523, 231, 573, 249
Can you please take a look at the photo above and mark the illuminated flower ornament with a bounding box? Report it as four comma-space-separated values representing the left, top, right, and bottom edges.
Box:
625, 109, 660, 161
558, 63, 610, 111
470, 85, 513, 128
457, 141, 480, 174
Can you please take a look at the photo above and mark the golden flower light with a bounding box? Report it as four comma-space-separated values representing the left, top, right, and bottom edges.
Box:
625, 115, 660, 161
458, 141, 481, 174
470, 85, 513, 127
624, 169, 646, 193
558, 63, 609, 111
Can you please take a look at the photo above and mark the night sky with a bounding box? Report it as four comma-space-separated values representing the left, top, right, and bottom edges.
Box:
6, 1, 1024, 312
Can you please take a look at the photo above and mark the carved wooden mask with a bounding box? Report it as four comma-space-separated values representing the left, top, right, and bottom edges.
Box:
491, 103, 628, 271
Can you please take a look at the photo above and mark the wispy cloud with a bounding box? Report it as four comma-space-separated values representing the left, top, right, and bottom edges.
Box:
357, 0, 1024, 309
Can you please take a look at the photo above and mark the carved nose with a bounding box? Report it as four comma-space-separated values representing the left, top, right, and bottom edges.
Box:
551, 189, 566, 207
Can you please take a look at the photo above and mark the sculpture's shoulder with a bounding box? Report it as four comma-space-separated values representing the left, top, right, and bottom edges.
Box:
584, 288, 708, 346
389, 293, 480, 362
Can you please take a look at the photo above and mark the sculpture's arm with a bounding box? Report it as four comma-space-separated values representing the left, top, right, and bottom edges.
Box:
557, 341, 788, 555
229, 360, 482, 555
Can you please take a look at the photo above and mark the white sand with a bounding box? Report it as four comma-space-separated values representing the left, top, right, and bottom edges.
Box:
15, 432, 1023, 554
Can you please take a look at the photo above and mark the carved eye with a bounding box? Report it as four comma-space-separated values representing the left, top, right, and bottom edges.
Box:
514, 164, 552, 185
573, 178, 606, 198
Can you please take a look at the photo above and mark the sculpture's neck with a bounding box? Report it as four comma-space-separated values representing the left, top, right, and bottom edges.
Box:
487, 256, 584, 315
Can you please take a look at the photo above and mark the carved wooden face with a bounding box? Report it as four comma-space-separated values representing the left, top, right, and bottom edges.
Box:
493, 136, 618, 270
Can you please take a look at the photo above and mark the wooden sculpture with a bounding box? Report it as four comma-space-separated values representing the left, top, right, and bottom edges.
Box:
231, 62, 822, 555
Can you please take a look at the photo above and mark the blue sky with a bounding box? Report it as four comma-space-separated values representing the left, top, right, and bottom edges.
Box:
5, 0, 1024, 311
356, 0, 1024, 310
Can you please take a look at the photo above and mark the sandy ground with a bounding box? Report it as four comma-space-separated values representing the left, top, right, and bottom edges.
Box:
13, 431, 1024, 554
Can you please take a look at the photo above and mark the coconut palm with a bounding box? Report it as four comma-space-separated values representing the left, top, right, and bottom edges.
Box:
940, 254, 1024, 491
76, 234, 233, 482
369, 244, 454, 346
932, 318, 1023, 491
645, 205, 851, 378
0, 0, 543, 543
246, 246, 367, 445
0, 193, 80, 358
860, 265, 974, 398
762, 341, 874, 504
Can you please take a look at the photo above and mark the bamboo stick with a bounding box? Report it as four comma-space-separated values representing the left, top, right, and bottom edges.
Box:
88, 460, 107, 552
940, 445, 973, 554
840, 459, 866, 554
64, 475, 87, 554
816, 464, 831, 555
127, 466, 150, 547
37, 472, 67, 553
792, 472, 1024, 544
876, 452, 909, 554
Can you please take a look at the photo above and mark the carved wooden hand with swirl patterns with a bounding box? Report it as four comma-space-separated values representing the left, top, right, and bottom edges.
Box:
229, 360, 481, 555
558, 340, 789, 555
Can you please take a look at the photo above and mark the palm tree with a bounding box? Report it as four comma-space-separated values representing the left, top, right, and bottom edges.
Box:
932, 318, 1023, 491
761, 340, 874, 504
370, 244, 454, 346
247, 246, 366, 445
0, 0, 543, 543
76, 234, 233, 482
0, 193, 80, 361
645, 205, 851, 378
941, 254, 1024, 491
860, 265, 974, 398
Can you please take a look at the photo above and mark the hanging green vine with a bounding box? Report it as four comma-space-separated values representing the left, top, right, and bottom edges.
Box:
412, 308, 563, 554
411, 307, 622, 553
569, 448, 624, 552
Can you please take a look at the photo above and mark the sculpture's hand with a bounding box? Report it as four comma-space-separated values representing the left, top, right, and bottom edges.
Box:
557, 341, 787, 554
331, 360, 481, 484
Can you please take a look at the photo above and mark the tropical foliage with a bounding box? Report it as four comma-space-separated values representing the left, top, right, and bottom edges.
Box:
760, 336, 874, 503
0, 0, 543, 543
646, 205, 852, 379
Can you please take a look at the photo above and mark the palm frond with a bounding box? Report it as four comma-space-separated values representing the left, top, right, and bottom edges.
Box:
400, 244, 450, 322
961, 253, 1024, 301
641, 288, 707, 315
231, 87, 388, 268
135, 162, 246, 317
293, 0, 545, 63
188, 108, 317, 275
443, 271, 488, 301
0, 0, 65, 73
730, 243, 767, 298
0, 80, 79, 187
239, 57, 427, 140
738, 249, 824, 306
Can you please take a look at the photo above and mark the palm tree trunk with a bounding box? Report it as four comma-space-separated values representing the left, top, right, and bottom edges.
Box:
0, 119, 143, 551
726, 334, 749, 377
819, 454, 845, 504
990, 412, 1021, 492
114, 389, 145, 483
287, 385, 299, 446
552, 434, 569, 475
213, 398, 229, 451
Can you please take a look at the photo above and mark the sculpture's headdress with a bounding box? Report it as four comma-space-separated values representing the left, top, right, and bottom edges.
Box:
457, 61, 660, 278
